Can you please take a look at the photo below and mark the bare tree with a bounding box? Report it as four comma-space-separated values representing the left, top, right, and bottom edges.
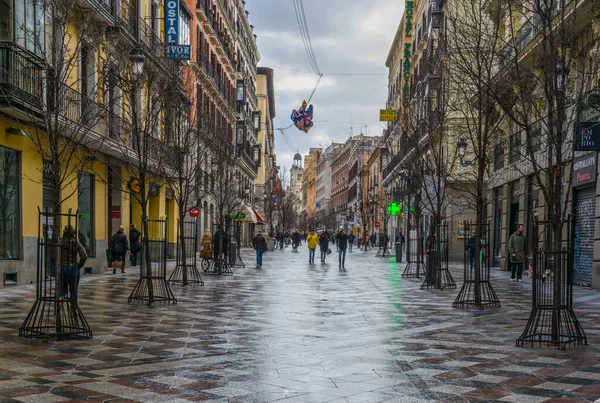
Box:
445, 0, 504, 306
2, 0, 106, 221
490, 0, 600, 345
103, 35, 186, 302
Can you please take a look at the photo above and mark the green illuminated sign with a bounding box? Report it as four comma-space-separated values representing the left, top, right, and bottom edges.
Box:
387, 202, 401, 216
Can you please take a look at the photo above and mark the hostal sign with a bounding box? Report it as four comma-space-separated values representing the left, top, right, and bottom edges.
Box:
572, 153, 597, 188
165, 0, 191, 60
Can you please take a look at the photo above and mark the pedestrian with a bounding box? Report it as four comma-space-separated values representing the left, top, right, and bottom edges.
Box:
509, 224, 526, 282
253, 232, 267, 268
337, 229, 349, 268
306, 230, 319, 264
213, 228, 229, 269
319, 231, 330, 263
200, 229, 212, 260
467, 232, 477, 270
129, 223, 141, 266
292, 231, 301, 252
110, 225, 130, 274
348, 231, 355, 252
59, 225, 87, 304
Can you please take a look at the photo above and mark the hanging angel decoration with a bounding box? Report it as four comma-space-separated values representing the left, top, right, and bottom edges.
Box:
290, 100, 314, 133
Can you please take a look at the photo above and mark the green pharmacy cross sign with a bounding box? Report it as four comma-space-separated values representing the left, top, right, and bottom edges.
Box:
387, 202, 401, 216
231, 212, 246, 221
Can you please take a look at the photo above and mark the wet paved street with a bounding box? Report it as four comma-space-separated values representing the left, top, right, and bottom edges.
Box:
1, 244, 600, 403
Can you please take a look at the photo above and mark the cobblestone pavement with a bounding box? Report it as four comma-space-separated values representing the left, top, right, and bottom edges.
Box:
1, 244, 600, 403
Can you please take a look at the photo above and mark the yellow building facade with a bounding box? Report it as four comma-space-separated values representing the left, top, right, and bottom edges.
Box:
0, 0, 180, 286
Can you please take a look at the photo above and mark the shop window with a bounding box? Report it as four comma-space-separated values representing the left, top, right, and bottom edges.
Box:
78, 172, 95, 257
0, 146, 21, 260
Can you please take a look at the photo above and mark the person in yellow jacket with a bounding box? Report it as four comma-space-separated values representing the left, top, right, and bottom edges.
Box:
306, 230, 319, 264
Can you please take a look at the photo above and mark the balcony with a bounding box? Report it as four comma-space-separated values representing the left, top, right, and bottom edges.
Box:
0, 43, 45, 113
139, 17, 164, 61
238, 141, 258, 174
76, 0, 117, 24
196, 0, 210, 22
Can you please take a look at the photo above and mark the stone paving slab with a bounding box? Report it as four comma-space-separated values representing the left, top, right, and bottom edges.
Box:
0, 245, 599, 402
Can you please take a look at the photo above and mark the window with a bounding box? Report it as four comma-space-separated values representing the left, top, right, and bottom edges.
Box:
14, 0, 44, 55
78, 172, 95, 257
528, 121, 541, 153
494, 142, 504, 171
178, 9, 190, 46
0, 146, 21, 260
509, 133, 521, 163
0, 0, 12, 41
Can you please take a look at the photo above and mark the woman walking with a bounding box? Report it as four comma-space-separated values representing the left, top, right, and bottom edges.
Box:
129, 223, 141, 266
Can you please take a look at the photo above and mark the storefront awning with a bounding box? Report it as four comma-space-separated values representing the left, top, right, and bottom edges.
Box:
253, 209, 266, 224
242, 206, 257, 224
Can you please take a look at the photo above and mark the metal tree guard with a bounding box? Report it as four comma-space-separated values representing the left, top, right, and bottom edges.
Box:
230, 220, 245, 268
402, 225, 426, 278
129, 218, 177, 304
421, 223, 456, 290
453, 222, 500, 308
516, 220, 586, 348
168, 219, 204, 286
20, 208, 92, 340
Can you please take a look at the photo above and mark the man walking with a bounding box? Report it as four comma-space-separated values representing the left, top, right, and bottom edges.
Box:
509, 224, 526, 282
348, 231, 355, 252
337, 229, 349, 269
306, 230, 318, 264
253, 233, 267, 268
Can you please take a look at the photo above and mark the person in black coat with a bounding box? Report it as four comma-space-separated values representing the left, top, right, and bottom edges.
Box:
319, 232, 330, 263
110, 225, 129, 274
213, 229, 229, 262
337, 230, 349, 268
129, 223, 141, 266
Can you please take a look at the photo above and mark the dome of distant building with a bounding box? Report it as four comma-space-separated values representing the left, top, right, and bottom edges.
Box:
293, 152, 302, 167
294, 152, 301, 161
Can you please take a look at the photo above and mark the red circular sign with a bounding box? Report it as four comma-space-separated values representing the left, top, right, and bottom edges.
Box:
375, 221, 381, 227
189, 207, 200, 217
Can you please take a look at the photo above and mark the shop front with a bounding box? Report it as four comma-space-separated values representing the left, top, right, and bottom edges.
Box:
572, 153, 597, 287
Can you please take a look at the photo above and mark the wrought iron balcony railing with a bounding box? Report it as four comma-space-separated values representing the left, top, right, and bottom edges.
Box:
0, 43, 44, 111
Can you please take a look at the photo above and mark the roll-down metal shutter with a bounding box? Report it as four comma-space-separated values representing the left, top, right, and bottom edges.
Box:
573, 187, 595, 286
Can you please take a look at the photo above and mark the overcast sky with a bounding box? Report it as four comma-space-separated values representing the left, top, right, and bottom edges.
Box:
245, 0, 404, 170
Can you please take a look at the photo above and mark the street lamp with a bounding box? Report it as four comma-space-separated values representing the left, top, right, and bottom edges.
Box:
236, 121, 246, 147
253, 144, 261, 166
457, 138, 473, 166
379, 146, 389, 173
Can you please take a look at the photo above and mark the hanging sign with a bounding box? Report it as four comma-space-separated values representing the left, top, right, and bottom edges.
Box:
164, 0, 191, 60
189, 207, 200, 217
375, 221, 381, 227
380, 110, 398, 122
575, 122, 600, 151
165, 0, 178, 43
128, 177, 141, 193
